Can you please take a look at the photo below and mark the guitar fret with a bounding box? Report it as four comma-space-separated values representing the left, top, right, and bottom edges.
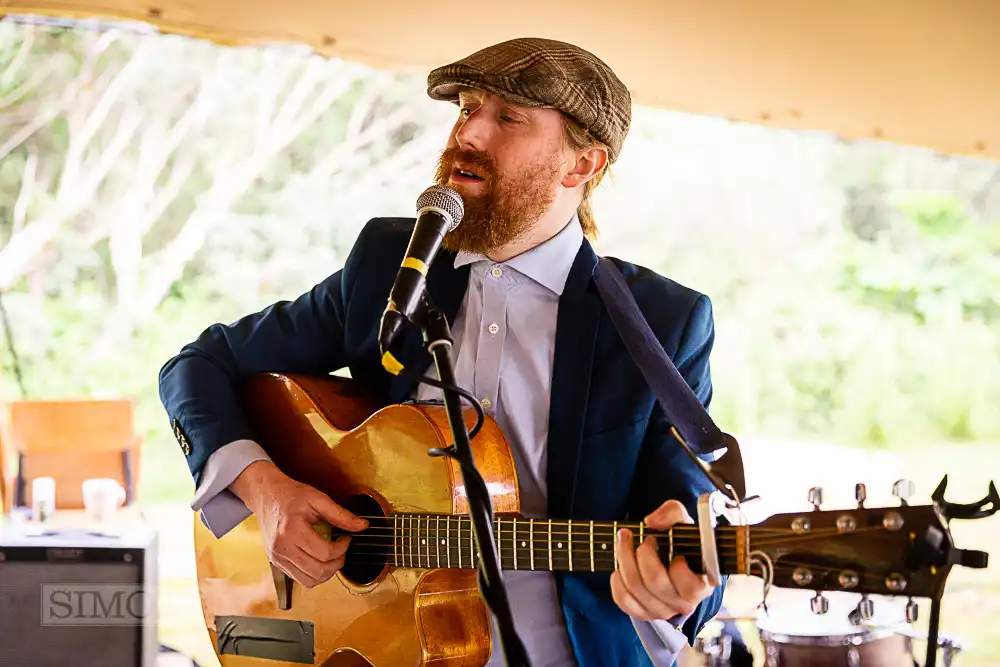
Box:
530, 519, 535, 571
513, 518, 518, 570
589, 520, 595, 572
613, 521, 618, 571
447, 517, 452, 568
470, 518, 474, 567
501, 518, 506, 569
425, 516, 431, 567
417, 516, 423, 568
393, 515, 398, 567
639, 522, 644, 545
669, 527, 673, 563
548, 521, 553, 571
567, 520, 573, 572
435, 516, 441, 568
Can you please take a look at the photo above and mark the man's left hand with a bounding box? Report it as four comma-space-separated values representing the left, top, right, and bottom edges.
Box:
610, 499, 714, 622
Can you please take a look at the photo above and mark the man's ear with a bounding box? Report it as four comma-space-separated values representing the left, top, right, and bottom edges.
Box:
563, 145, 608, 189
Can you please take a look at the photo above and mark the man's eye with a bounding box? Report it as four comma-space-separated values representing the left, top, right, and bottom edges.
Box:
500, 115, 519, 123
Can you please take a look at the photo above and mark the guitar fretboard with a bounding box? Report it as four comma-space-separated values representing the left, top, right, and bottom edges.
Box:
358, 514, 746, 575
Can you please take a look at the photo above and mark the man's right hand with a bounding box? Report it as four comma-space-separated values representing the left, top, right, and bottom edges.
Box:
230, 460, 368, 588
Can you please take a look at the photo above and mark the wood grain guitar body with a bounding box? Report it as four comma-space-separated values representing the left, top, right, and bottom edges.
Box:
194, 373, 518, 666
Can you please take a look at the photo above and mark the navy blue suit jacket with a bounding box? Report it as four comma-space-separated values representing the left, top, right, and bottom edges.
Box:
159, 217, 725, 665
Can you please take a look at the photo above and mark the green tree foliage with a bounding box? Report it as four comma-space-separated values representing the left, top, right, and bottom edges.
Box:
0, 21, 998, 504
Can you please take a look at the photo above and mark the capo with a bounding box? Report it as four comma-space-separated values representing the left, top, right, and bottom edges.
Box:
697, 493, 722, 587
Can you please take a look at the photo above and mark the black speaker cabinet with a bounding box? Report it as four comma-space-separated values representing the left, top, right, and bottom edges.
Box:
0, 522, 158, 667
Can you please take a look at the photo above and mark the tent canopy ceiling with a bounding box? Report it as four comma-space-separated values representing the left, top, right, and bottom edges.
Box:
4, 0, 1000, 161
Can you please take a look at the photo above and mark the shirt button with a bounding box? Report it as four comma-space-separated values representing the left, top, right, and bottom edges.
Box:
480, 398, 492, 409
490, 267, 503, 278
488, 322, 499, 335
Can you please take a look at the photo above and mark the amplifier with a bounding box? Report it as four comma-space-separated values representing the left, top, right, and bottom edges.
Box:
0, 521, 158, 667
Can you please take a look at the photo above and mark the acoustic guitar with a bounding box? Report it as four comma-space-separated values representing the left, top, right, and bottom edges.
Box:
193, 373, 991, 666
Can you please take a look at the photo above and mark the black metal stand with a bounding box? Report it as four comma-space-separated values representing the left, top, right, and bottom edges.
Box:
410, 302, 531, 667
924, 596, 942, 667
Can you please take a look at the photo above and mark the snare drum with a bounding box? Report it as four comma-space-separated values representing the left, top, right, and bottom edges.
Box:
756, 595, 913, 667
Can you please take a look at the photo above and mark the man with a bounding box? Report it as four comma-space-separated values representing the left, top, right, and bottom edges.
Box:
159, 37, 725, 666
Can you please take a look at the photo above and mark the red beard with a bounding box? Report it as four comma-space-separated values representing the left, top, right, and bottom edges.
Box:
434, 146, 560, 255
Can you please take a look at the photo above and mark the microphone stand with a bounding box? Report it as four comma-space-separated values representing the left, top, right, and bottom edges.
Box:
411, 296, 531, 667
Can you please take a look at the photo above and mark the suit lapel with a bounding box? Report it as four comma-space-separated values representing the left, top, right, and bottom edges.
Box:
546, 240, 601, 520
386, 251, 470, 403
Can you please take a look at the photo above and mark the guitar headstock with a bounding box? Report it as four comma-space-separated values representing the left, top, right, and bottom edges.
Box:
747, 476, 995, 619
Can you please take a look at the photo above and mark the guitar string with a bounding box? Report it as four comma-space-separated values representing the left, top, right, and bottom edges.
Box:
331, 535, 741, 545
278, 551, 902, 587
330, 523, 848, 544
327, 518, 820, 538
323, 551, 724, 565
344, 514, 796, 532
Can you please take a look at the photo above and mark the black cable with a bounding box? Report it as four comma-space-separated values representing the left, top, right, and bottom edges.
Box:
398, 366, 486, 447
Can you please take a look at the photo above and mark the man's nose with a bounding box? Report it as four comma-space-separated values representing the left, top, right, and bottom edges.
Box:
455, 109, 490, 152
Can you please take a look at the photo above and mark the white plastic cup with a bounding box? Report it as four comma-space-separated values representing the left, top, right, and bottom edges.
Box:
32, 477, 56, 522
82, 478, 126, 522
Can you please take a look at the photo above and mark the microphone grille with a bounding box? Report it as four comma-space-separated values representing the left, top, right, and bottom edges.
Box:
416, 185, 464, 231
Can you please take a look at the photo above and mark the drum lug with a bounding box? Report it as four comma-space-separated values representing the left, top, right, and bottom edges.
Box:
906, 598, 919, 623
810, 592, 829, 615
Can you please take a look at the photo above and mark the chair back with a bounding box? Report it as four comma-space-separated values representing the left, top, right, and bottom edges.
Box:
3, 399, 141, 510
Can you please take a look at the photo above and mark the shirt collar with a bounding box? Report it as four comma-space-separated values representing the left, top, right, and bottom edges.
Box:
453, 214, 584, 295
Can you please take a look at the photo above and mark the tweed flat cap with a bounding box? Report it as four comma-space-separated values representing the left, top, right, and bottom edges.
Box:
427, 37, 631, 162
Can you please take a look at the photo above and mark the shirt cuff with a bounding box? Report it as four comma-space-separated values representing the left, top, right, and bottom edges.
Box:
631, 616, 691, 666
191, 439, 271, 538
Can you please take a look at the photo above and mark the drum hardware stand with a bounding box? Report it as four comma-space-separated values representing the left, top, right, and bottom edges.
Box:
908, 474, 996, 667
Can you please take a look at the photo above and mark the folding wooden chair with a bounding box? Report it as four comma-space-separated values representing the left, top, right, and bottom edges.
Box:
2, 399, 142, 511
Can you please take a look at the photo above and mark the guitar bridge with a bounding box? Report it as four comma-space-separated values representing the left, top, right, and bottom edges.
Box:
271, 564, 292, 610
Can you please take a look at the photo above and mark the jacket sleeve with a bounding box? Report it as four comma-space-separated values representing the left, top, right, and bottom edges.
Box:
628, 293, 726, 644
158, 219, 374, 484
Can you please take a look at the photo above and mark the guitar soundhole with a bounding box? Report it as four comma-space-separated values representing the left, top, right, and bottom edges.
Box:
340, 493, 389, 586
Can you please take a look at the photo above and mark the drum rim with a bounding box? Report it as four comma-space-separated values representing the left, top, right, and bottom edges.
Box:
759, 626, 901, 646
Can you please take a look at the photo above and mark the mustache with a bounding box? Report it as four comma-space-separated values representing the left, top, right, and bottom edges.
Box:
439, 147, 495, 179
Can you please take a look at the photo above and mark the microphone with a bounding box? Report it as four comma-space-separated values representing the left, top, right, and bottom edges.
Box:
379, 184, 464, 372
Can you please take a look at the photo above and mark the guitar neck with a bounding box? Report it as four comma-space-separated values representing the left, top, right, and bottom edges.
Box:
370, 514, 749, 575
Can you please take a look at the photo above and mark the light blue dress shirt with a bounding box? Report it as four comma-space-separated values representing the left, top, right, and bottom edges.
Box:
192, 215, 690, 666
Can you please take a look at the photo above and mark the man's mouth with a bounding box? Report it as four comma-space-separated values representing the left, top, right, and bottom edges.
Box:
452, 166, 485, 183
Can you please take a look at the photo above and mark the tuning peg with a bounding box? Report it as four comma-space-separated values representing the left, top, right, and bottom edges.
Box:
810, 592, 829, 615
893, 479, 915, 506
857, 594, 874, 620
808, 486, 823, 511
855, 483, 867, 508
906, 598, 919, 623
